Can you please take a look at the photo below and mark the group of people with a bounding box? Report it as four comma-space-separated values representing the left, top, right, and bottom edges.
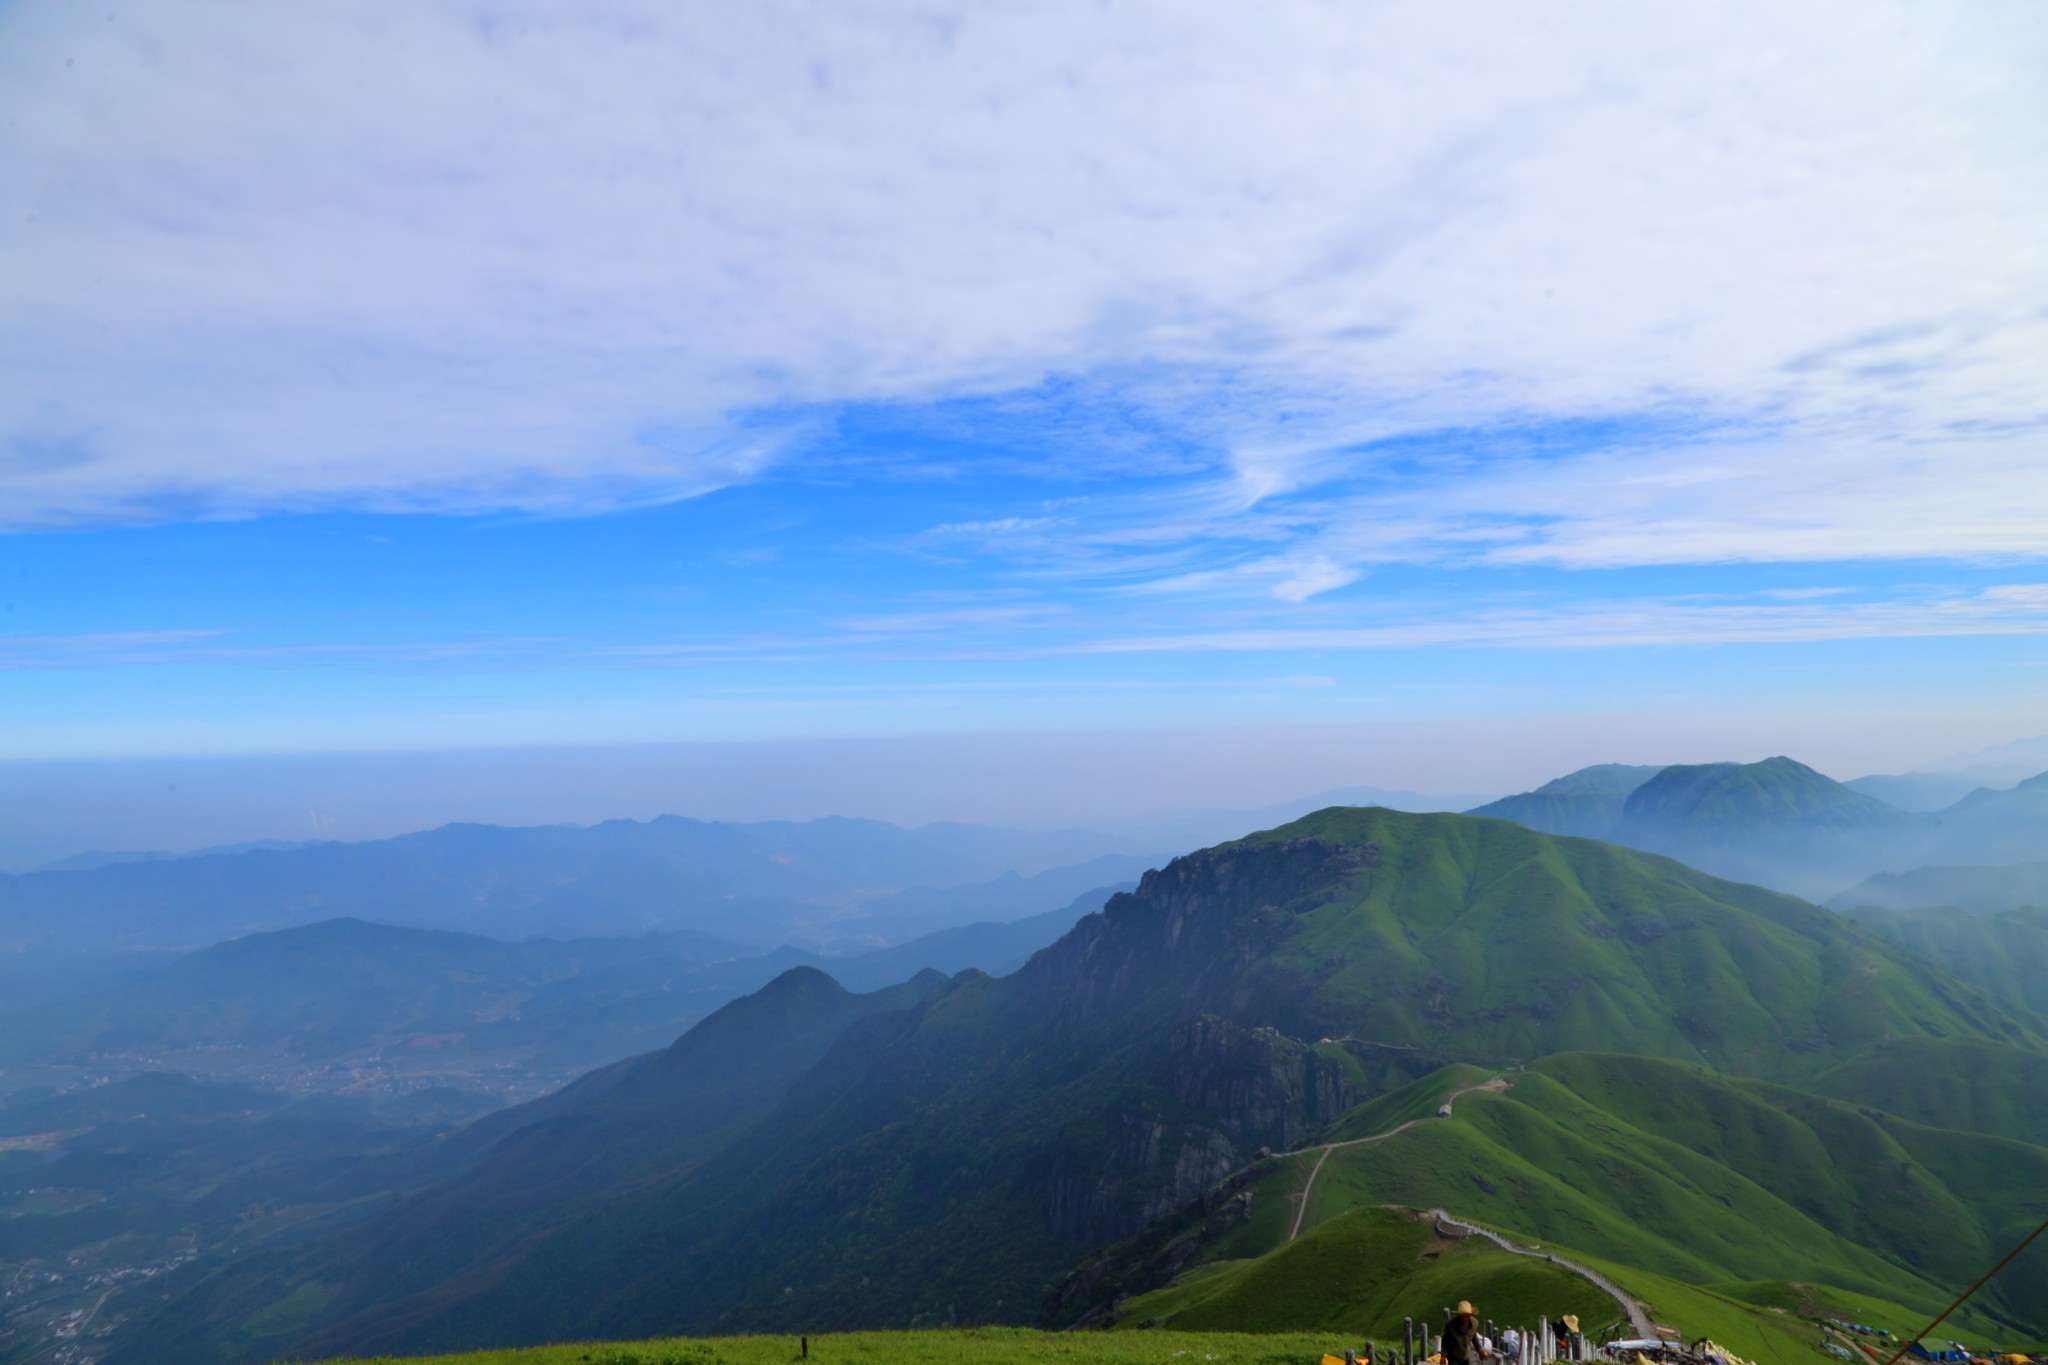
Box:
1441, 1300, 1583, 1365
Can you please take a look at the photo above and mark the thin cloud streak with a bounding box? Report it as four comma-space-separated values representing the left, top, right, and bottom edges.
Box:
25, 583, 2043, 673
1077, 586, 2048, 655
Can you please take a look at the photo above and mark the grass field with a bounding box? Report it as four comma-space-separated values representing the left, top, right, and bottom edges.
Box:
1108, 1208, 1618, 1338
309, 1327, 1365, 1365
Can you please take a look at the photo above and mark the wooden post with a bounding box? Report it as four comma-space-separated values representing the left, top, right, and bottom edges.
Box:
801, 1336, 808, 1360
1406, 1316, 1415, 1365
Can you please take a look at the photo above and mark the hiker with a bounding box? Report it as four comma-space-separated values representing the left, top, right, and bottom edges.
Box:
1552, 1316, 1580, 1362
1442, 1301, 1483, 1365
1500, 1326, 1523, 1364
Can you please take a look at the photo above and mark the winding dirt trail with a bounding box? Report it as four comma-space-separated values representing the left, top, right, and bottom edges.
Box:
1278, 1076, 1656, 1338
1282, 1078, 1503, 1240
1424, 1208, 1657, 1339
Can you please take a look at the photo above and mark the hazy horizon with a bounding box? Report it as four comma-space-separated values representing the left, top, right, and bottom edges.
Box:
4, 721, 2044, 872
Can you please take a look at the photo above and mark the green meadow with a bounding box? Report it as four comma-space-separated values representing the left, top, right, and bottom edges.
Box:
310, 1328, 1356, 1365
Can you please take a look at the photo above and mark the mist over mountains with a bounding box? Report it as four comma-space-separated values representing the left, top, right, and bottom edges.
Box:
4, 754, 2048, 1362
0, 815, 1160, 953
1469, 754, 2048, 899
92, 807, 2048, 1363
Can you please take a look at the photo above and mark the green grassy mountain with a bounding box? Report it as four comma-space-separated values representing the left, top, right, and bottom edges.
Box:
104, 807, 2048, 1363
1105, 1206, 1621, 1337
1059, 1053, 2046, 1337
1814, 1035, 2048, 1148
1465, 764, 1662, 838
1088, 1205, 1981, 1363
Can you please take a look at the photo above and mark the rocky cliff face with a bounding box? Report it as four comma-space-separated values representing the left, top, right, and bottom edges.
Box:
1028, 837, 1379, 1025
1043, 1012, 1364, 1242
1165, 1014, 1362, 1152
1023, 840, 1381, 1243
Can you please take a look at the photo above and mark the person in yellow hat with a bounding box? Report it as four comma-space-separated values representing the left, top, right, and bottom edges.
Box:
1442, 1301, 1482, 1365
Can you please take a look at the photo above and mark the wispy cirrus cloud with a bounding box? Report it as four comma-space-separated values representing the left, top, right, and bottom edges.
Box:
3, 0, 2043, 545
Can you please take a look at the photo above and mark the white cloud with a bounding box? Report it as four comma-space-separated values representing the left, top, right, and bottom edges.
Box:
2, 0, 2044, 542
1270, 556, 1357, 602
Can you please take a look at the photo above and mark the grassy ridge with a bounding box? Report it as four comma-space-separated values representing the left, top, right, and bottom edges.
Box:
1282, 1064, 2036, 1331
1110, 1207, 1619, 1334
1097, 1212, 2004, 1364
1816, 1037, 2048, 1145
1239, 809, 2039, 1079
1062, 1056, 2033, 1338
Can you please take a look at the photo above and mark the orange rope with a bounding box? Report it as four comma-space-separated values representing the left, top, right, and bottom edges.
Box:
1877, 1213, 2048, 1365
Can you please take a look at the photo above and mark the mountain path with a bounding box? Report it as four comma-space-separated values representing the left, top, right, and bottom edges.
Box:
1422, 1208, 1657, 1340
1282, 1077, 1504, 1239
1278, 1077, 1657, 1338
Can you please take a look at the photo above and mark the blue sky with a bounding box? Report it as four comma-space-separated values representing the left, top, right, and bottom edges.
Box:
3, 1, 2047, 830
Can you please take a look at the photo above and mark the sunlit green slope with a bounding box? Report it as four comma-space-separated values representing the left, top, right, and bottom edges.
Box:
1058, 1055, 2043, 1336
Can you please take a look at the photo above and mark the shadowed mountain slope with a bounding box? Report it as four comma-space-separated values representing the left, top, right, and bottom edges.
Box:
102, 966, 945, 1365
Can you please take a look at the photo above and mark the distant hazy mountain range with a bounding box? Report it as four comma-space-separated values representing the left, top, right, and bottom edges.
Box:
0, 889, 1127, 1096
1469, 755, 2048, 899
29, 839, 327, 874
0, 815, 1163, 952
1831, 858, 2048, 915
0, 789, 1495, 959
102, 809, 2048, 1363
